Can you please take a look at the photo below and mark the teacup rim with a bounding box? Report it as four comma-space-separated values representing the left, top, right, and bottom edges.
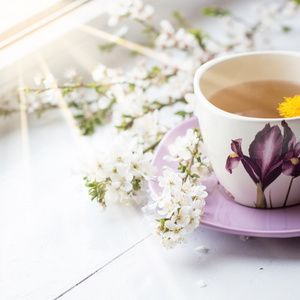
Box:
193, 50, 300, 123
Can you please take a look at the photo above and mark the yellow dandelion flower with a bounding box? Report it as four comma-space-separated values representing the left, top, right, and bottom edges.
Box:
278, 95, 300, 118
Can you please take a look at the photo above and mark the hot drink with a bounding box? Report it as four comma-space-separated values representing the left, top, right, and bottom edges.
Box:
208, 80, 300, 118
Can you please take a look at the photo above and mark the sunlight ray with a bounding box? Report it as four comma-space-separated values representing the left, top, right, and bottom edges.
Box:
59, 39, 98, 72
18, 63, 32, 183
36, 51, 96, 160
78, 24, 191, 72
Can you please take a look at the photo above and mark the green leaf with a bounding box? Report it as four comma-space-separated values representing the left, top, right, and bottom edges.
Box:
77, 117, 96, 135
163, 227, 169, 233
186, 169, 192, 177
99, 42, 116, 52
22, 86, 30, 96
86, 82, 97, 88
62, 88, 73, 97
84, 179, 108, 204
156, 218, 166, 225
188, 28, 207, 50
178, 162, 187, 173
152, 66, 161, 73
148, 66, 162, 79
191, 173, 200, 178
95, 85, 109, 94
74, 114, 84, 119
175, 110, 188, 118
132, 178, 141, 191
173, 10, 189, 28
128, 83, 136, 92
290, 0, 300, 7
142, 27, 152, 35
282, 26, 291, 32
202, 6, 230, 17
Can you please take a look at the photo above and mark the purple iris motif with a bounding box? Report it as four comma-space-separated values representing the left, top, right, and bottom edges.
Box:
281, 121, 300, 178
226, 120, 300, 208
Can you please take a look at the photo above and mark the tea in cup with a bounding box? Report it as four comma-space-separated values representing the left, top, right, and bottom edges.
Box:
194, 51, 300, 208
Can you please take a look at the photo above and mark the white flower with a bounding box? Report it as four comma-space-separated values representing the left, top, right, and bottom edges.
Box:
174, 28, 198, 49
64, 67, 77, 81
281, 1, 298, 16
115, 25, 129, 37
98, 95, 111, 109
151, 126, 210, 248
105, 185, 134, 206
165, 71, 193, 99
173, 205, 192, 227
168, 128, 198, 160
92, 64, 124, 84
130, 110, 166, 148
107, 16, 119, 28
107, 0, 131, 27
158, 169, 182, 190
25, 93, 40, 113
155, 20, 198, 52
111, 172, 133, 192
111, 85, 151, 128
165, 219, 179, 231
130, 1, 154, 21
116, 92, 144, 117
88, 134, 158, 208
43, 73, 57, 89
40, 89, 59, 106
190, 156, 213, 181
96, 161, 113, 181
155, 34, 175, 49
155, 20, 175, 49
92, 64, 107, 82
107, 67, 125, 83
184, 93, 197, 113
154, 226, 185, 249
160, 20, 175, 35
107, 0, 154, 27
34, 73, 44, 86
255, 3, 280, 30
108, 152, 131, 175
174, 179, 200, 202
104, 185, 120, 204
157, 193, 179, 217
125, 67, 149, 89
130, 150, 157, 180
219, 15, 235, 29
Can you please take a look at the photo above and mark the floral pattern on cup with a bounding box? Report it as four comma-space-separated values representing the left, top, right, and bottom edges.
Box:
225, 120, 300, 208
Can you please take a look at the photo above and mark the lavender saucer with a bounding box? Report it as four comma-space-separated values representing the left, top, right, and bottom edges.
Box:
148, 117, 300, 238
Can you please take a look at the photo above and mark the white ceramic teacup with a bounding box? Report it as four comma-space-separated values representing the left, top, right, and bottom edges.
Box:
194, 51, 300, 208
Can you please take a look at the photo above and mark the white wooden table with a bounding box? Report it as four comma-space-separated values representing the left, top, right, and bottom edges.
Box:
1, 1, 300, 299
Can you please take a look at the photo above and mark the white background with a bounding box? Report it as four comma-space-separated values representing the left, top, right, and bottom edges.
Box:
1, 1, 300, 299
